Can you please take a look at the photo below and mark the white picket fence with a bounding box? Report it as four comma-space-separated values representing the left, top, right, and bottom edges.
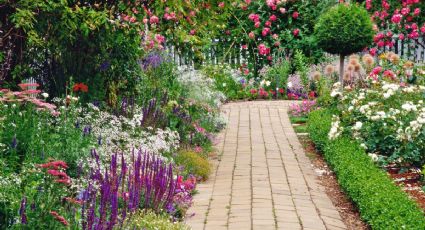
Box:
166, 37, 425, 68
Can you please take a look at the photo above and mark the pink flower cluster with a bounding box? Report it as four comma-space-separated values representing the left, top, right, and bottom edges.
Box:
368, 0, 424, 53
289, 100, 317, 117
0, 87, 60, 116
258, 44, 270, 56
37, 160, 71, 185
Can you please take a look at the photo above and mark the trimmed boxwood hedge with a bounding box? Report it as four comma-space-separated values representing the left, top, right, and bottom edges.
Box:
308, 109, 425, 229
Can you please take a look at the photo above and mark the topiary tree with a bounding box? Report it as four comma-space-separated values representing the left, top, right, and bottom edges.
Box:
315, 3, 374, 86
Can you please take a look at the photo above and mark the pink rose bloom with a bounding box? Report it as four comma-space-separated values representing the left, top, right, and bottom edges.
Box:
189, 29, 196, 35
258, 44, 270, 56
420, 25, 425, 34
245, 0, 251, 4
150, 15, 159, 24
267, 56, 272, 61
254, 21, 261, 28
292, 11, 299, 19
371, 66, 382, 75
391, 14, 402, 24
401, 8, 410, 16
266, 0, 275, 7
279, 8, 286, 14
218, 2, 225, 8
244, 69, 250, 75
242, 44, 248, 49
155, 34, 165, 44
366, 0, 372, 10
262, 27, 270, 36
272, 34, 278, 39
411, 23, 418, 30
408, 30, 419, 39
414, 8, 421, 16
248, 14, 260, 22
269, 15, 277, 22
377, 40, 385, 47
385, 41, 394, 48
249, 32, 255, 39
383, 70, 396, 80
274, 41, 280, 47
369, 48, 377, 56
399, 33, 405, 40
293, 29, 300, 36
265, 21, 271, 27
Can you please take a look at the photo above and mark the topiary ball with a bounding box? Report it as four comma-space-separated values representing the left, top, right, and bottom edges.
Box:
314, 3, 374, 56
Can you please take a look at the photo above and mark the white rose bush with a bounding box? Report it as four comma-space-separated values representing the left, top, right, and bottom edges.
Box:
335, 81, 425, 166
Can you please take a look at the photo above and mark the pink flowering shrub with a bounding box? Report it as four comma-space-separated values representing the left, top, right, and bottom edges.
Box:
224, 0, 335, 71
365, 0, 425, 55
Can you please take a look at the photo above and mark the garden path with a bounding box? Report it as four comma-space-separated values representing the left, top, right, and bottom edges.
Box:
186, 101, 346, 230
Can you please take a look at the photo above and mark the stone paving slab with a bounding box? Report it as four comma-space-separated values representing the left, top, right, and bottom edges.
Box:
186, 101, 346, 230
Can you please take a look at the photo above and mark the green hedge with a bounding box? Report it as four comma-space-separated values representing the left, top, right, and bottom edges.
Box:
308, 109, 425, 229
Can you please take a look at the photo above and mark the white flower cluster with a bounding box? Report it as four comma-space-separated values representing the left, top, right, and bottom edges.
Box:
77, 104, 180, 172
328, 115, 343, 140
382, 83, 399, 98
178, 69, 226, 109
330, 82, 342, 98
336, 80, 425, 163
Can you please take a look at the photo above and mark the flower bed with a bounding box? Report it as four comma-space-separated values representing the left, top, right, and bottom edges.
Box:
308, 109, 425, 229
0, 51, 226, 229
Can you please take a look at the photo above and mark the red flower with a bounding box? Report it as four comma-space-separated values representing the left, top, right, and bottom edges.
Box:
50, 211, 69, 226
278, 88, 285, 94
38, 161, 68, 170
72, 83, 88, 93
18, 83, 40, 90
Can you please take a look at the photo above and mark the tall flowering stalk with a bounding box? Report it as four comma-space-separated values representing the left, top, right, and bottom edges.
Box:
81, 149, 176, 229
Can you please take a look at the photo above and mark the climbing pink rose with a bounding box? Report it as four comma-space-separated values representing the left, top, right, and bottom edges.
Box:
391, 14, 402, 24
150, 15, 159, 24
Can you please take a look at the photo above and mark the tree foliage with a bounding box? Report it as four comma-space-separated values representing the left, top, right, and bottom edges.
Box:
315, 3, 374, 56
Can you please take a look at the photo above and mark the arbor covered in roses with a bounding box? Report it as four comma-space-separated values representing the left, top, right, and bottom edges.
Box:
222, 0, 336, 74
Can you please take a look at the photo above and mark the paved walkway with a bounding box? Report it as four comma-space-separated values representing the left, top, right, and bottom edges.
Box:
186, 101, 346, 230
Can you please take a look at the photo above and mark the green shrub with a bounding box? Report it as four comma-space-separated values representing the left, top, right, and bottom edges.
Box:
123, 210, 190, 230
308, 109, 425, 229
314, 4, 374, 56
175, 150, 211, 180
315, 3, 374, 82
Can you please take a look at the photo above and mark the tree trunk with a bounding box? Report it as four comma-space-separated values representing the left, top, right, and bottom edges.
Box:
339, 54, 345, 89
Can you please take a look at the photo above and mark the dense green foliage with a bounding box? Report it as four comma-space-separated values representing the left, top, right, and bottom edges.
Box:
315, 4, 374, 56
175, 150, 211, 181
308, 109, 425, 229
